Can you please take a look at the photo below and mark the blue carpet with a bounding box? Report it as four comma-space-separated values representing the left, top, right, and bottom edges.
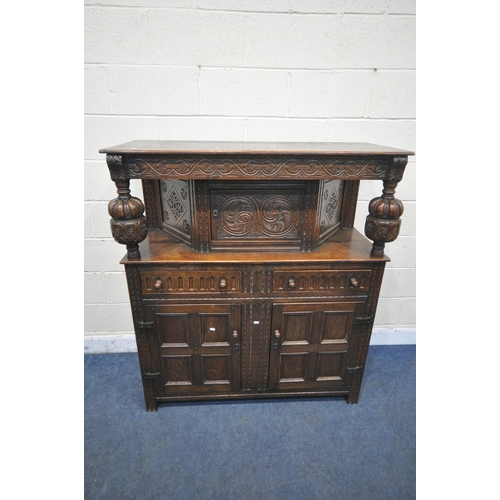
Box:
85, 345, 415, 500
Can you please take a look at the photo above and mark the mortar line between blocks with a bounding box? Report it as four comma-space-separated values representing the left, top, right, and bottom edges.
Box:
85, 113, 415, 121
84, 62, 416, 72
90, 5, 406, 17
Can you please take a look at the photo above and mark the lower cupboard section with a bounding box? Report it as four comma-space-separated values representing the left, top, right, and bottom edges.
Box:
142, 299, 370, 402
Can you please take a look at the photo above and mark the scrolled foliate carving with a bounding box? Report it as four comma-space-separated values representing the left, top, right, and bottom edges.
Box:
388, 156, 408, 182
260, 196, 297, 237
218, 196, 255, 237
125, 155, 390, 180
214, 193, 301, 240
106, 154, 127, 181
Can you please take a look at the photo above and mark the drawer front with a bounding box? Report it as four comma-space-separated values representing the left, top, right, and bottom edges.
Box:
272, 270, 372, 293
141, 271, 242, 294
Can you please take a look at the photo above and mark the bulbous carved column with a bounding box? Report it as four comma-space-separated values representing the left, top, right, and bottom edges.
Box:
106, 155, 147, 260
364, 156, 407, 258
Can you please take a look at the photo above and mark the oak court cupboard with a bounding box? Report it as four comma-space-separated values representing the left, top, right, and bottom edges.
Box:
99, 140, 414, 411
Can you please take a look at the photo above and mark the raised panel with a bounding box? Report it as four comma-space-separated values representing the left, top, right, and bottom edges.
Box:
162, 356, 193, 386
280, 353, 308, 382
316, 352, 345, 381
201, 355, 231, 385
283, 312, 313, 344
157, 314, 189, 346
320, 311, 353, 343
201, 314, 230, 344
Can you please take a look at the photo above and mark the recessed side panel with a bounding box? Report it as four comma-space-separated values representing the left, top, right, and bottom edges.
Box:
319, 179, 344, 243
160, 179, 192, 244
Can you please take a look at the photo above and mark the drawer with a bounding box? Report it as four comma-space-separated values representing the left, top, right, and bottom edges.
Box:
272, 270, 372, 293
140, 270, 242, 294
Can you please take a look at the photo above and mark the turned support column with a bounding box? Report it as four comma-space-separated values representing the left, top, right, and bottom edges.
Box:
364, 156, 407, 258
106, 155, 147, 260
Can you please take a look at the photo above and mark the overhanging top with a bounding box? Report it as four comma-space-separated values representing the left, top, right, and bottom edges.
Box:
99, 140, 414, 156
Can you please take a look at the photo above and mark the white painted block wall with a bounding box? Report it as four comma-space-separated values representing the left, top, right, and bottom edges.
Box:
84, 0, 416, 353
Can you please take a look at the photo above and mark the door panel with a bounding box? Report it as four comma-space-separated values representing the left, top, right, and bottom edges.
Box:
282, 312, 314, 344
146, 304, 241, 394
162, 355, 192, 386
269, 302, 363, 391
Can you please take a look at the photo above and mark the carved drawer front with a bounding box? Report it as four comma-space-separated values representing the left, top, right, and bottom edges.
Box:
140, 271, 242, 294
272, 270, 372, 293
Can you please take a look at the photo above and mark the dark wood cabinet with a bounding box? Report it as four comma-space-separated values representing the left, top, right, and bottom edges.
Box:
100, 141, 413, 411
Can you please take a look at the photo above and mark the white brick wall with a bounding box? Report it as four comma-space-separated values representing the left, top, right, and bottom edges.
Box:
84, 1, 416, 352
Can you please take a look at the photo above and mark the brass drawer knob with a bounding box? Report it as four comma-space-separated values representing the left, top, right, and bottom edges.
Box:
219, 278, 227, 290
154, 278, 162, 290
349, 277, 359, 288
288, 278, 296, 289
232, 330, 239, 338
274, 330, 281, 338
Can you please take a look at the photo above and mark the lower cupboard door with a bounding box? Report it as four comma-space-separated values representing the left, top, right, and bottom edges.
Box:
145, 303, 241, 395
268, 302, 364, 391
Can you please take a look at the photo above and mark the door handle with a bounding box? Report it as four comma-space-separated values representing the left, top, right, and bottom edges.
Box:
273, 329, 281, 350
232, 330, 239, 352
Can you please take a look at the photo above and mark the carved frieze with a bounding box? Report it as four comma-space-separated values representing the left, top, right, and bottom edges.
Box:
125, 155, 390, 180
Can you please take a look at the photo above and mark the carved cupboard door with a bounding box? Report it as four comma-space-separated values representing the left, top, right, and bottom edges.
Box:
145, 303, 241, 395
268, 301, 365, 391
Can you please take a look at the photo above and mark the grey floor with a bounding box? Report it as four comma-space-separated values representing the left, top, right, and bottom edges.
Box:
85, 345, 415, 500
